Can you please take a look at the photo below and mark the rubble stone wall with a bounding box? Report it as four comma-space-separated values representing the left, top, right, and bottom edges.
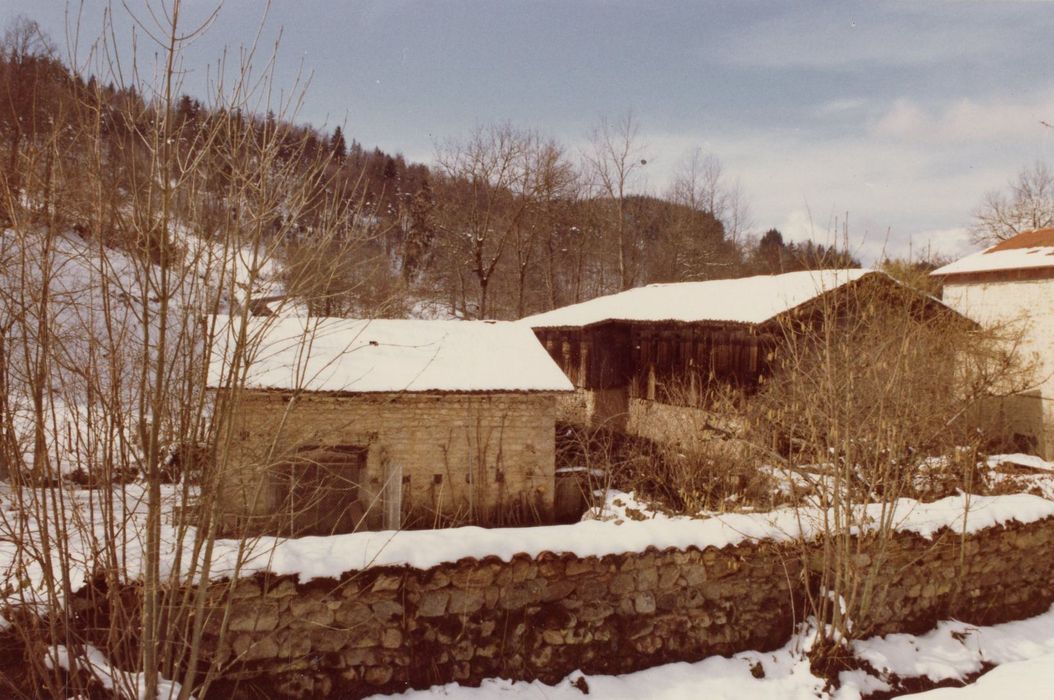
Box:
218, 391, 558, 532
201, 515, 1054, 698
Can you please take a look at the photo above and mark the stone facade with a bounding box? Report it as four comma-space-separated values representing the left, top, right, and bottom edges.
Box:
200, 515, 1054, 698
556, 389, 739, 445
942, 278, 1054, 458
217, 391, 558, 533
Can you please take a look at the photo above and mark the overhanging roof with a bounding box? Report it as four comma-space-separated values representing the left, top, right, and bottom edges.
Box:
932, 228, 1054, 279
208, 316, 574, 394
521, 269, 876, 329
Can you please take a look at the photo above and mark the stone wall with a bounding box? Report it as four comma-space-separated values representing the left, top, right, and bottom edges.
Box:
555, 388, 741, 446
555, 387, 629, 432
218, 391, 558, 533
201, 515, 1054, 698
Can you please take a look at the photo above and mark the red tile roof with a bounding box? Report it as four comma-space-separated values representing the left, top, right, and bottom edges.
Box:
984, 227, 1054, 253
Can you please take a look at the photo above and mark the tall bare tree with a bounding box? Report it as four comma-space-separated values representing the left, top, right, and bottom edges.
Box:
584, 112, 648, 291
971, 161, 1054, 245
0, 4, 383, 698
661, 149, 745, 280
511, 138, 576, 317
434, 123, 542, 318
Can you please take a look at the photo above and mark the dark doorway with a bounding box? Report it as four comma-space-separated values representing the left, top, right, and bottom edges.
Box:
275, 445, 366, 536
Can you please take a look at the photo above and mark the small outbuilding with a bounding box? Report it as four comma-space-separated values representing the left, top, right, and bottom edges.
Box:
522, 269, 954, 442
932, 228, 1054, 457
209, 317, 573, 535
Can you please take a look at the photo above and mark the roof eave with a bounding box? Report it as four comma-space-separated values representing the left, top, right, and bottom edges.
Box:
934, 266, 1054, 284
206, 385, 575, 395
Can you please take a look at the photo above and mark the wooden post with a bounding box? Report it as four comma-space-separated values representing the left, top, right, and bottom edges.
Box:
383, 462, 403, 530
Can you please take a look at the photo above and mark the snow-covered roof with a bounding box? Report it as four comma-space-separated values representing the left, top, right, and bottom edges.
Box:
931, 228, 1054, 278
208, 316, 574, 394
521, 269, 875, 328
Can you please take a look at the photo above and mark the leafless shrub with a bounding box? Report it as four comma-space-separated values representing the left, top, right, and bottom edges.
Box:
0, 3, 389, 698
744, 273, 1036, 668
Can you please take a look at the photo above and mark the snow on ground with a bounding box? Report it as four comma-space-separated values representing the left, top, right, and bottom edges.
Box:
987, 453, 1054, 472
366, 605, 1054, 700
48, 644, 190, 700
852, 606, 1054, 693
901, 653, 1054, 698
755, 454, 1054, 508
0, 482, 194, 613
370, 647, 824, 700
985, 454, 1054, 500
170, 222, 285, 312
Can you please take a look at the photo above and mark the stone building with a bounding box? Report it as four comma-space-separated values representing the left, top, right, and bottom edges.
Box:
209, 317, 573, 535
932, 228, 1054, 457
522, 269, 956, 443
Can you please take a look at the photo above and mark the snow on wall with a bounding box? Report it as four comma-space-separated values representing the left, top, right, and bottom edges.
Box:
193, 494, 1054, 698
207, 316, 575, 394
210, 492, 1054, 582
519, 269, 875, 328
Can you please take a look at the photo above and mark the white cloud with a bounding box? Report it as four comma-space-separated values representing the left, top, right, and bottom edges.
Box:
814, 98, 868, 118
705, 6, 1015, 71
872, 99, 928, 140
870, 92, 1054, 144
907, 227, 976, 262
637, 103, 1054, 264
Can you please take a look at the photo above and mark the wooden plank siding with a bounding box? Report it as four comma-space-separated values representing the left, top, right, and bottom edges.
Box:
531, 274, 967, 412
534, 323, 776, 407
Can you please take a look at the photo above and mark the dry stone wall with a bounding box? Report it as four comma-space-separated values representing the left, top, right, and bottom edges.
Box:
199, 515, 1054, 699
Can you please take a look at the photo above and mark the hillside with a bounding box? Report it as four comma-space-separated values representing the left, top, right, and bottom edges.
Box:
0, 27, 861, 324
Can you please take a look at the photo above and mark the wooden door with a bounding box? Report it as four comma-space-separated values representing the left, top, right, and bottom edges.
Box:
278, 445, 366, 536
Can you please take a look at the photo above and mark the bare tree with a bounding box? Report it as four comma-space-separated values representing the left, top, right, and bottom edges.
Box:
671, 149, 750, 238
510, 138, 576, 317
434, 123, 542, 318
0, 16, 57, 207
0, 4, 386, 698
584, 112, 648, 291
748, 275, 1035, 666
971, 161, 1054, 245
660, 149, 745, 279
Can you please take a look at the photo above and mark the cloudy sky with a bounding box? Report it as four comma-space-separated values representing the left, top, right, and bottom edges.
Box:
6, 1, 1054, 262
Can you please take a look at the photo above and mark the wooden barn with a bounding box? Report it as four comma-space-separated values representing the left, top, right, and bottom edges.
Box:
522, 269, 955, 441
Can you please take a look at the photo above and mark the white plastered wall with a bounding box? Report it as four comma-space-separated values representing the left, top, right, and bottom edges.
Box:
942, 278, 1054, 458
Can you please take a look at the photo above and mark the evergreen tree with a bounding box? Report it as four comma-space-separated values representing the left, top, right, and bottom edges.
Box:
330, 125, 347, 162
402, 178, 436, 282
756, 228, 787, 274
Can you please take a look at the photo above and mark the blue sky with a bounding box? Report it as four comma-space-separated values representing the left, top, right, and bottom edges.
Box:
6, 1, 1054, 261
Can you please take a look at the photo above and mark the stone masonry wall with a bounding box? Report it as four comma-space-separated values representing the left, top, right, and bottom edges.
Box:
218, 391, 557, 532
201, 515, 1054, 698
555, 389, 742, 446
